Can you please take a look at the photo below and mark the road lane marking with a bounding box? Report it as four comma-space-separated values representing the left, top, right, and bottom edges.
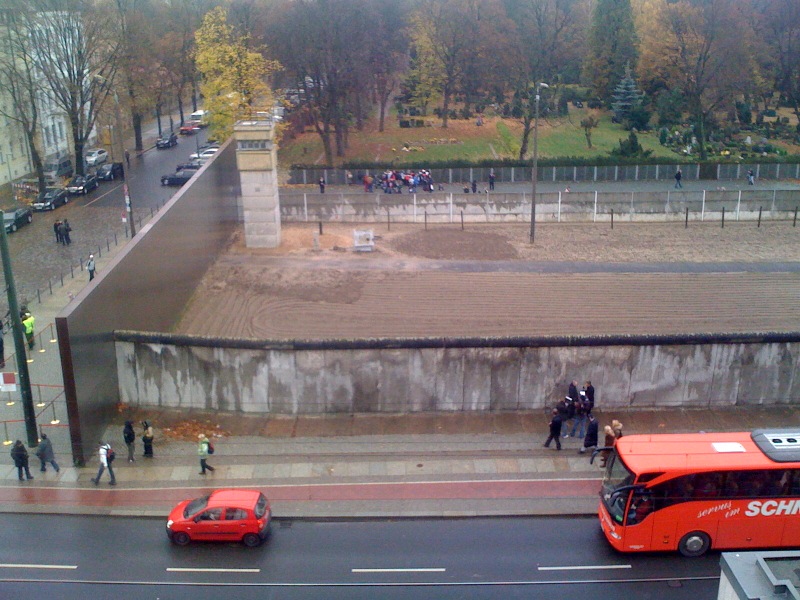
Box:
0, 563, 77, 570
352, 568, 446, 573
167, 567, 260, 573
538, 564, 632, 571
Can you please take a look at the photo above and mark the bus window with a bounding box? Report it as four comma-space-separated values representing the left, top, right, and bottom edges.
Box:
692, 473, 721, 499
626, 492, 654, 525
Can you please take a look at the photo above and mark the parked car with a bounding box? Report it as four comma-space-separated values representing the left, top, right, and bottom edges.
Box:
156, 132, 178, 149
179, 121, 201, 135
85, 149, 108, 166
66, 173, 99, 195
96, 162, 125, 181
161, 170, 195, 186
176, 161, 203, 172
4, 207, 33, 233
166, 489, 272, 547
189, 147, 219, 161
32, 187, 68, 211
43, 155, 73, 180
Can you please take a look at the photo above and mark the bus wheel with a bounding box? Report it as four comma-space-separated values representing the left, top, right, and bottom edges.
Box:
678, 531, 710, 557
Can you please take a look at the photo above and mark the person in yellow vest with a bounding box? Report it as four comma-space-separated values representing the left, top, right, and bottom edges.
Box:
21, 311, 34, 350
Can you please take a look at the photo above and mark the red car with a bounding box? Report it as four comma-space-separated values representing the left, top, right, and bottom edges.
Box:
166, 489, 272, 547
179, 120, 201, 135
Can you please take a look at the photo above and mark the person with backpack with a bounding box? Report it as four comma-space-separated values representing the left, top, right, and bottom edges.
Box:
142, 421, 154, 457
35, 433, 60, 473
91, 441, 116, 485
123, 421, 136, 462
11, 440, 33, 481
198, 434, 215, 475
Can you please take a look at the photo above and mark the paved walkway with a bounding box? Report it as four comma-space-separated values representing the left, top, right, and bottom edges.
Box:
1, 119, 798, 519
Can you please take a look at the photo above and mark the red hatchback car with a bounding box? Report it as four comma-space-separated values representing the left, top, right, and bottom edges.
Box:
166, 489, 272, 547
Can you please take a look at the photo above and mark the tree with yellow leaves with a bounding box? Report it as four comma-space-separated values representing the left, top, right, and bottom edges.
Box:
194, 6, 281, 140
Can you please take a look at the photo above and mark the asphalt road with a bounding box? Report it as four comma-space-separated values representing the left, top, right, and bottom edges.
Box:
2, 129, 211, 307
0, 514, 720, 599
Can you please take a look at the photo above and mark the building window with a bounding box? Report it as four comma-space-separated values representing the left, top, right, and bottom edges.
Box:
237, 140, 272, 151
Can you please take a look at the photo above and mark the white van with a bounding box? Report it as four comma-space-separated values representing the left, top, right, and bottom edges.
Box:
189, 110, 208, 126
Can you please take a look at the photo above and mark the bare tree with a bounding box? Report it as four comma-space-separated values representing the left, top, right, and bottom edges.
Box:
0, 9, 47, 192
24, 0, 121, 175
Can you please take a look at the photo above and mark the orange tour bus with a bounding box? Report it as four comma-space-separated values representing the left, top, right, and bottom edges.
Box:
597, 428, 800, 557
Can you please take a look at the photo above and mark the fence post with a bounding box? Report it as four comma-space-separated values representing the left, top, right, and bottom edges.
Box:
794, 207, 798, 228
557, 191, 561, 222
449, 193, 453, 224
685, 206, 689, 228
630, 191, 634, 221
736, 190, 741, 221
772, 189, 776, 214
702, 190, 706, 221
387, 208, 390, 231
722, 206, 725, 228
424, 209, 427, 231
303, 194, 308, 222
593, 191, 596, 222
414, 195, 417, 223
318, 221, 323, 235
611, 208, 614, 229
461, 210, 464, 230
758, 206, 762, 228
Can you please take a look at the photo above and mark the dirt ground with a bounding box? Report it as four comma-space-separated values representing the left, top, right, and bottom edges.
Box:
176, 221, 800, 340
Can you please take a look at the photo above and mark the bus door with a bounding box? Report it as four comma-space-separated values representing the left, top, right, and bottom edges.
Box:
622, 491, 655, 551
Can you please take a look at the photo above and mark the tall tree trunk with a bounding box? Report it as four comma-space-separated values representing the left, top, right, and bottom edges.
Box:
26, 131, 45, 192
441, 85, 450, 128
518, 116, 533, 160
133, 111, 143, 152
72, 115, 85, 176
178, 96, 185, 125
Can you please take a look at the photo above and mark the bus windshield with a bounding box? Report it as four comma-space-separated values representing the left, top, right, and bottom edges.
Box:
601, 451, 635, 523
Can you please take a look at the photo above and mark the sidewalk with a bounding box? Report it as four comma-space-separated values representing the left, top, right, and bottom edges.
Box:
1, 127, 798, 520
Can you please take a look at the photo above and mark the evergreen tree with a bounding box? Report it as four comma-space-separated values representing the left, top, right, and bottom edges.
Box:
611, 65, 650, 129
583, 0, 638, 102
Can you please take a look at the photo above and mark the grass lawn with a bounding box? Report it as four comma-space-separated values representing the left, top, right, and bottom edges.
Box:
278, 107, 678, 167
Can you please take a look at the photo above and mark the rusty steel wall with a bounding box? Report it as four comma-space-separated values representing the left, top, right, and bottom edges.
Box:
55, 141, 240, 464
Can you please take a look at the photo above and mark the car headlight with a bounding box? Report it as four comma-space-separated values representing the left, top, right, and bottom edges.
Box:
166, 519, 173, 529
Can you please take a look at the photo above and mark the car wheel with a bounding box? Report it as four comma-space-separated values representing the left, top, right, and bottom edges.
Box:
171, 531, 191, 546
678, 531, 710, 557
242, 533, 262, 547
26, 215, 32, 223
10, 224, 17, 232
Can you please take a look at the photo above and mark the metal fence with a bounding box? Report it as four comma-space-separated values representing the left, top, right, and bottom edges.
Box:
288, 162, 800, 186
279, 188, 800, 224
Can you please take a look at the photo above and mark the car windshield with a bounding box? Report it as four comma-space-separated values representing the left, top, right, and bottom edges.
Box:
254, 493, 268, 518
3, 212, 14, 222
600, 451, 635, 523
184, 495, 210, 518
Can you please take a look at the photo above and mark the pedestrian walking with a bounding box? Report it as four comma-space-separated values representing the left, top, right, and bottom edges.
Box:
584, 380, 595, 413
21, 310, 34, 350
488, 169, 495, 191
318, 177, 325, 194
580, 414, 599, 454
123, 420, 135, 462
35, 433, 60, 472
198, 434, 215, 474
747, 169, 755, 185
471, 180, 477, 194
599, 425, 616, 467
91, 441, 116, 485
87, 254, 96, 281
142, 421, 154, 457
10, 440, 33, 481
611, 419, 624, 439
543, 409, 562, 450
674, 168, 683, 188
569, 391, 588, 438
54, 220, 62, 243
62, 219, 72, 245
125, 149, 130, 167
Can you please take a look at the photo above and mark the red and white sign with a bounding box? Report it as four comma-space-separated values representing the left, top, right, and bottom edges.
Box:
0, 372, 17, 392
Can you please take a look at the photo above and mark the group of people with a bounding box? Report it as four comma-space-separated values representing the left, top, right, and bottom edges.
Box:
53, 219, 72, 245
543, 379, 624, 460
361, 169, 438, 194
10, 434, 60, 482
676, 167, 756, 188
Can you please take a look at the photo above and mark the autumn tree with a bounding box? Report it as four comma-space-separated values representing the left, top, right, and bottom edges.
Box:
583, 0, 638, 101
637, 0, 755, 159
195, 6, 281, 141
755, 0, 800, 123
581, 115, 599, 148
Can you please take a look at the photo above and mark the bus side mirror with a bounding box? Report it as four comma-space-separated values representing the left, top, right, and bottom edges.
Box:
590, 446, 613, 464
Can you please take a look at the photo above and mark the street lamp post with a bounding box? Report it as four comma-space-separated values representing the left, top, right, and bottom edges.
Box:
96, 76, 135, 236
529, 82, 549, 244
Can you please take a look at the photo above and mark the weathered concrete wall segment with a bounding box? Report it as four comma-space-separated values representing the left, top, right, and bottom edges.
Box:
115, 332, 800, 413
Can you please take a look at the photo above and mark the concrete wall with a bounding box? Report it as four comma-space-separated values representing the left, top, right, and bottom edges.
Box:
115, 333, 800, 414
55, 143, 240, 464
278, 189, 800, 224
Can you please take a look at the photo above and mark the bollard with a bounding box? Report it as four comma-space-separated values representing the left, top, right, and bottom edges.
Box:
425, 209, 428, 230
37, 289, 40, 303
387, 209, 391, 232
461, 210, 464, 230
758, 206, 762, 228
722, 206, 725, 228
150, 207, 153, 217
97, 246, 101, 258
611, 208, 614, 229
70, 264, 74, 279
685, 206, 689, 228
106, 238, 110, 251
114, 232, 118, 245
318, 221, 323, 235
60, 272, 63, 286
49, 280, 52, 294
795, 207, 798, 228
